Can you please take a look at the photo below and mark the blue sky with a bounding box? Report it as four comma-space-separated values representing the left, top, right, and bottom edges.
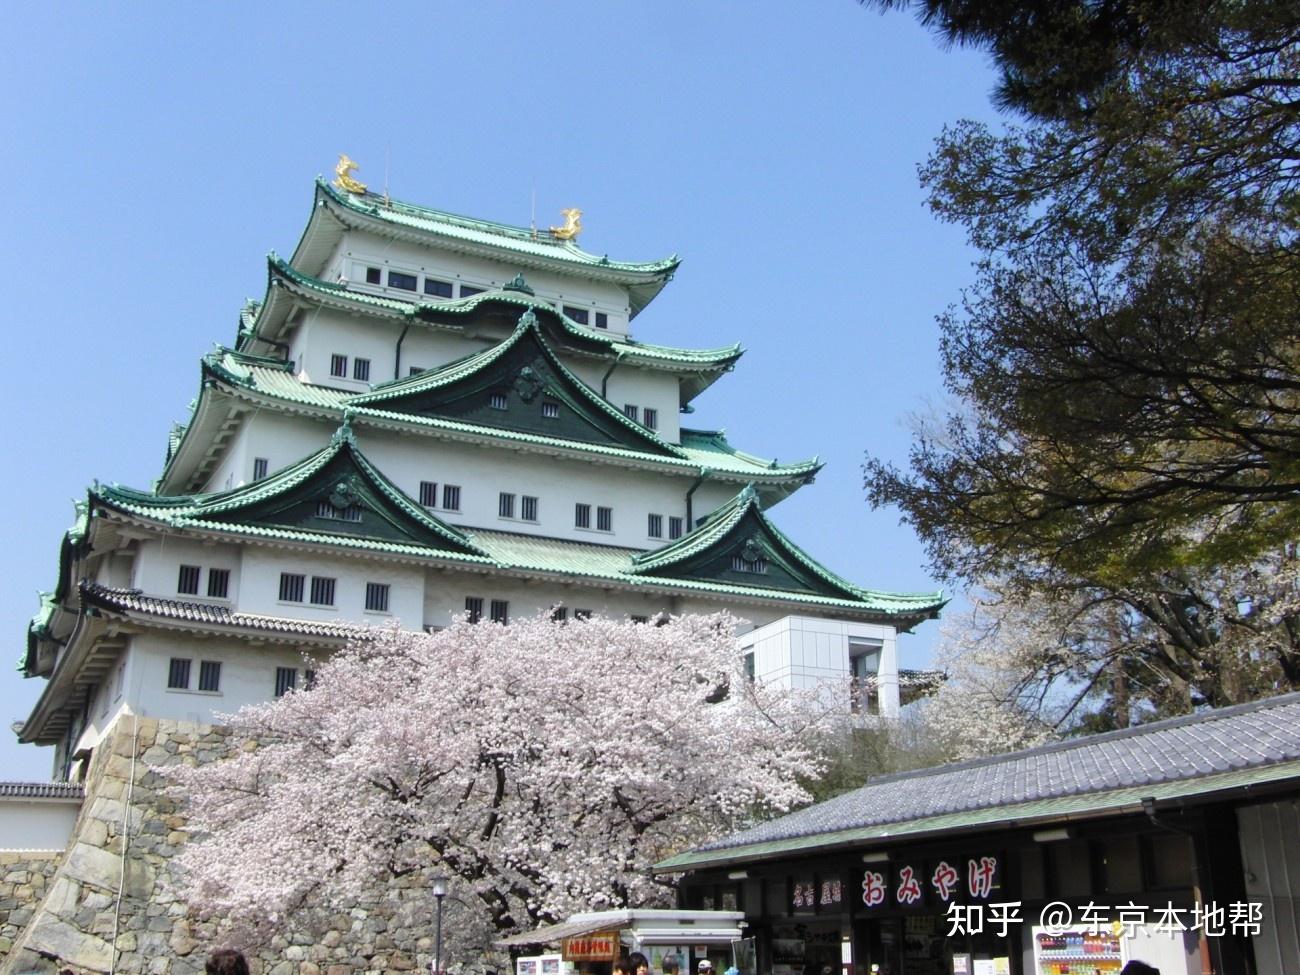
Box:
1, 2, 1002, 780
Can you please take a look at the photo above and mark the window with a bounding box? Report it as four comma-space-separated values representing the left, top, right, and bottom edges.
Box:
595, 312, 608, 329
669, 516, 684, 540
575, 503, 591, 529
304, 669, 318, 690
489, 392, 509, 410
731, 554, 769, 574
315, 500, 363, 521
631, 615, 649, 624
353, 357, 371, 382
330, 354, 348, 378
521, 495, 538, 522
207, 568, 230, 599
365, 267, 382, 285
743, 652, 755, 682
177, 564, 201, 595
442, 484, 461, 511
490, 599, 509, 624
419, 481, 438, 507
274, 667, 297, 698
574, 609, 593, 620
597, 506, 613, 532
279, 572, 305, 603
551, 606, 568, 622
542, 401, 560, 419
498, 492, 516, 518
648, 514, 663, 538
409, 366, 425, 376
365, 582, 390, 613
459, 285, 483, 298
465, 597, 484, 623
198, 660, 222, 693
563, 305, 589, 325
424, 278, 453, 298
389, 270, 418, 291
643, 408, 658, 430
253, 457, 269, 480
623, 404, 639, 422
310, 576, 336, 606
167, 658, 191, 690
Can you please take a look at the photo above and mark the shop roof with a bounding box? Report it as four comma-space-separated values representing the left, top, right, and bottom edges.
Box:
657, 691, 1300, 871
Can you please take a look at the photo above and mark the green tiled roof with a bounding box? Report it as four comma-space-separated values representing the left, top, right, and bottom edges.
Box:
191, 347, 821, 487
315, 179, 679, 278
242, 256, 740, 376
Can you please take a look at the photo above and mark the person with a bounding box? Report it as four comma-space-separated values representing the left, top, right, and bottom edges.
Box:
629, 952, 651, 975
614, 962, 635, 975
698, 961, 714, 975
662, 956, 680, 975
1120, 963, 1159, 975
206, 949, 250, 975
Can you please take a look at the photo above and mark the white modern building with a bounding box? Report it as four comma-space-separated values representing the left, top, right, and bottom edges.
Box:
18, 164, 944, 779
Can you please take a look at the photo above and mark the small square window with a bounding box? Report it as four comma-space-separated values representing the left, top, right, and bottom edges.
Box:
631, 615, 649, 625
168, 658, 191, 690
490, 599, 509, 624
648, 514, 663, 538
310, 576, 336, 606
443, 484, 461, 511
253, 457, 269, 480
177, 564, 201, 595
574, 609, 593, 620
595, 312, 608, 329
623, 404, 639, 422
419, 481, 438, 507
389, 270, 418, 291
521, 495, 538, 522
459, 284, 483, 298
575, 503, 591, 529
198, 660, 222, 693
597, 506, 613, 532
542, 401, 560, 419
551, 606, 568, 622
365, 267, 382, 285
498, 492, 516, 518
274, 667, 297, 698
207, 568, 230, 599
353, 357, 371, 382
424, 278, 453, 298
465, 597, 484, 623
643, 408, 658, 430
669, 516, 684, 539
330, 354, 348, 378
489, 392, 509, 410
365, 582, 390, 613
563, 305, 589, 325
279, 572, 305, 603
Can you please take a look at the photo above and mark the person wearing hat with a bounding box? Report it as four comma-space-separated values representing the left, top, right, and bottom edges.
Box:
697, 961, 714, 974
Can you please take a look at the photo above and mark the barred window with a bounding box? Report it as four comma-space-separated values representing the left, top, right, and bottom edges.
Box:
330, 354, 348, 377
550, 606, 568, 623
465, 597, 484, 623
353, 357, 371, 382
648, 514, 663, 538
542, 401, 560, 419
490, 600, 509, 624
198, 660, 222, 693
521, 495, 538, 522
623, 404, 639, 422
643, 408, 658, 430
597, 506, 613, 532
253, 457, 269, 480
668, 516, 684, 540
177, 564, 201, 595
274, 667, 297, 698
573, 609, 593, 620
365, 582, 390, 613
304, 669, 318, 690
442, 485, 461, 511
498, 492, 516, 518
310, 576, 336, 606
207, 568, 230, 599
315, 500, 363, 521
574, 503, 591, 529
631, 615, 649, 624
167, 658, 191, 690
279, 572, 305, 603
490, 392, 509, 410
731, 554, 769, 574
419, 481, 438, 507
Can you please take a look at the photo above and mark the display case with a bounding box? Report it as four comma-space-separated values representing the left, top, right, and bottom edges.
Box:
1030, 927, 1126, 975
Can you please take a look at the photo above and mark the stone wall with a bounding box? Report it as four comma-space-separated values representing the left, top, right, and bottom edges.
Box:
0, 852, 60, 960
0, 716, 464, 975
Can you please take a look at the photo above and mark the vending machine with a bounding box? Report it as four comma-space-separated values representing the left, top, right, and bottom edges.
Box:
1029, 927, 1126, 975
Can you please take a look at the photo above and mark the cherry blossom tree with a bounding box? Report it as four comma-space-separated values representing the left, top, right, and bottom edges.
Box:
165, 612, 833, 954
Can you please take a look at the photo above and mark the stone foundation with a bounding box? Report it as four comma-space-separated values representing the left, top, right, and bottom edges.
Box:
1, 716, 483, 975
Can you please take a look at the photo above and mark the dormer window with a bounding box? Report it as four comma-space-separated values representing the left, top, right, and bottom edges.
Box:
424, 278, 453, 298
563, 306, 589, 325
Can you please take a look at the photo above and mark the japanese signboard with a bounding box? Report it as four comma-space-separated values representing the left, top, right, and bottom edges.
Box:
562, 932, 620, 963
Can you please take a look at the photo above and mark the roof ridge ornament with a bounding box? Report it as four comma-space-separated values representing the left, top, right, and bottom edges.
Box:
549, 208, 582, 241
516, 308, 539, 331
333, 154, 367, 195
332, 410, 358, 447
504, 273, 535, 295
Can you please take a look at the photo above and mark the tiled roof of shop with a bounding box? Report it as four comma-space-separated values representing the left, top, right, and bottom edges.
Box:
660, 691, 1300, 868
0, 781, 84, 800
317, 179, 680, 276
201, 348, 821, 481
81, 583, 367, 641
